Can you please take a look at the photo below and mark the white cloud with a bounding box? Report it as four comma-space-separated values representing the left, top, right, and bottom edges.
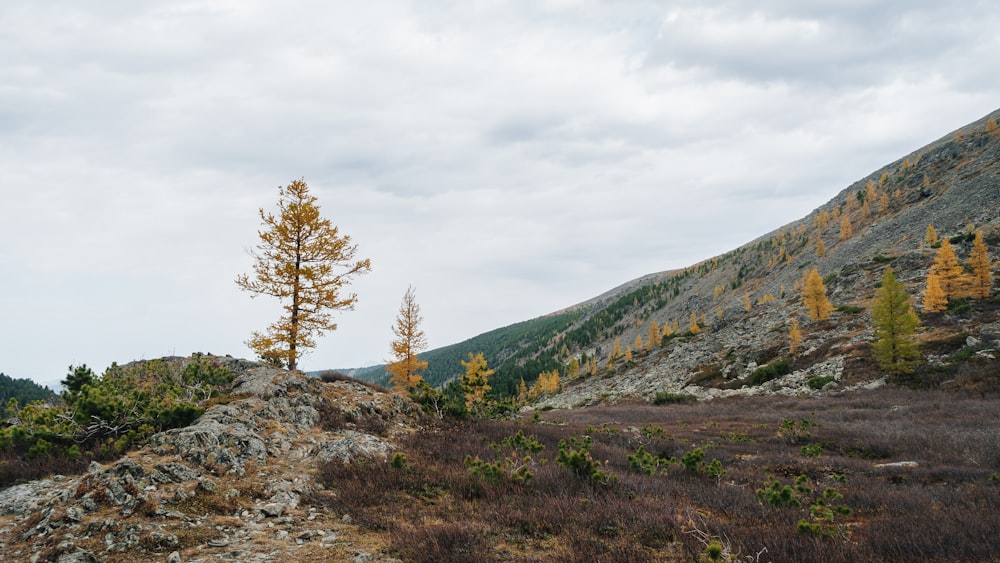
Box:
1, 0, 998, 388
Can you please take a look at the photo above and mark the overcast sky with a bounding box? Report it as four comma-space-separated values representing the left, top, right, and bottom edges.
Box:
3, 1, 999, 389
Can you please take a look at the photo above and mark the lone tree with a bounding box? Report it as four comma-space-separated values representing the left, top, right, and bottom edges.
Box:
386, 286, 429, 393
872, 268, 920, 375
236, 179, 372, 370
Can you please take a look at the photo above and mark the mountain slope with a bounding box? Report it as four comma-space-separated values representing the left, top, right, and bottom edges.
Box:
352, 108, 1000, 404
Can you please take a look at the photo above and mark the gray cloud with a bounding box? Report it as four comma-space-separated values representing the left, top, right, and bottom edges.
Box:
1, 0, 998, 387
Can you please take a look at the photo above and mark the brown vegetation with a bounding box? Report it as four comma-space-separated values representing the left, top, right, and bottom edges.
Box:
311, 387, 1000, 562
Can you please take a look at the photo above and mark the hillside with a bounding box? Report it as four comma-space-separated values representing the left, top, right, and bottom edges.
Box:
350, 108, 1000, 406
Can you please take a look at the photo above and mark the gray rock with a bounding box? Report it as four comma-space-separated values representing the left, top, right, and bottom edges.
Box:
318, 431, 392, 463
167, 552, 183, 563
261, 503, 286, 517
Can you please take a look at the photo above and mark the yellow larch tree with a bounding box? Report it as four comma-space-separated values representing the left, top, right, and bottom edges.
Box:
921, 272, 948, 313
968, 231, 994, 299
802, 268, 835, 321
815, 210, 830, 229
925, 224, 938, 248
878, 193, 889, 215
612, 338, 622, 360
647, 320, 661, 349
624, 346, 633, 363
460, 352, 494, 410
743, 292, 752, 311
788, 318, 802, 355
689, 312, 702, 334
529, 370, 560, 399
235, 179, 372, 370
567, 357, 580, 379
518, 378, 528, 406
930, 239, 970, 298
634, 334, 644, 352
987, 116, 999, 136
386, 285, 429, 393
816, 237, 827, 257
840, 216, 853, 241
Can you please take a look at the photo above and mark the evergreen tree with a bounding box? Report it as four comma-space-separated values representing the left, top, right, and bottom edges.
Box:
871, 268, 920, 374
460, 352, 494, 411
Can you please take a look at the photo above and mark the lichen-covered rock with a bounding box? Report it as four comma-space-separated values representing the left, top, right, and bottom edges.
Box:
317, 430, 393, 463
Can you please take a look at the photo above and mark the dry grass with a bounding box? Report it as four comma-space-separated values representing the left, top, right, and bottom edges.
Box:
311, 386, 1000, 562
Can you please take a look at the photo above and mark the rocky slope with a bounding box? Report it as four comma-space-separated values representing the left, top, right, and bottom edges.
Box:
534, 108, 1000, 407
0, 357, 419, 563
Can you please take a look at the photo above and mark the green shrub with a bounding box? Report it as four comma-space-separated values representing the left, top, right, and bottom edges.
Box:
651, 391, 697, 405
555, 436, 611, 485
801, 443, 823, 457
627, 445, 672, 475
750, 360, 791, 386
807, 375, 837, 390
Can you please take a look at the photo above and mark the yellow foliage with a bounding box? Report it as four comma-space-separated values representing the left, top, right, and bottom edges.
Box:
931, 239, 972, 299
816, 237, 826, 257
743, 292, 752, 312
802, 268, 834, 321
879, 193, 889, 215
969, 231, 994, 299
987, 117, 999, 136
840, 216, 852, 241
921, 273, 948, 313
647, 320, 661, 349
925, 224, 938, 247
386, 286, 428, 393
788, 318, 802, 355
689, 312, 701, 334
236, 179, 372, 370
529, 370, 560, 399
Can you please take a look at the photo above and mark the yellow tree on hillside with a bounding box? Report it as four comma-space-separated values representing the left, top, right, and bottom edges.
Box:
788, 319, 802, 355
634, 334, 644, 352
386, 286, 429, 393
924, 224, 939, 248
529, 370, 560, 399
930, 239, 970, 298
840, 216, 853, 241
646, 320, 661, 350
921, 273, 947, 313
969, 231, 994, 299
235, 179, 372, 370
612, 338, 623, 360
802, 268, 835, 321
816, 237, 827, 257
460, 352, 494, 411
689, 312, 702, 334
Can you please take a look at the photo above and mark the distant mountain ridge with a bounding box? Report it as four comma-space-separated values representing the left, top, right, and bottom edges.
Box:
344, 108, 1000, 403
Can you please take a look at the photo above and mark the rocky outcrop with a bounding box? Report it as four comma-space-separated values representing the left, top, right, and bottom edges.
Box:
0, 356, 417, 562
